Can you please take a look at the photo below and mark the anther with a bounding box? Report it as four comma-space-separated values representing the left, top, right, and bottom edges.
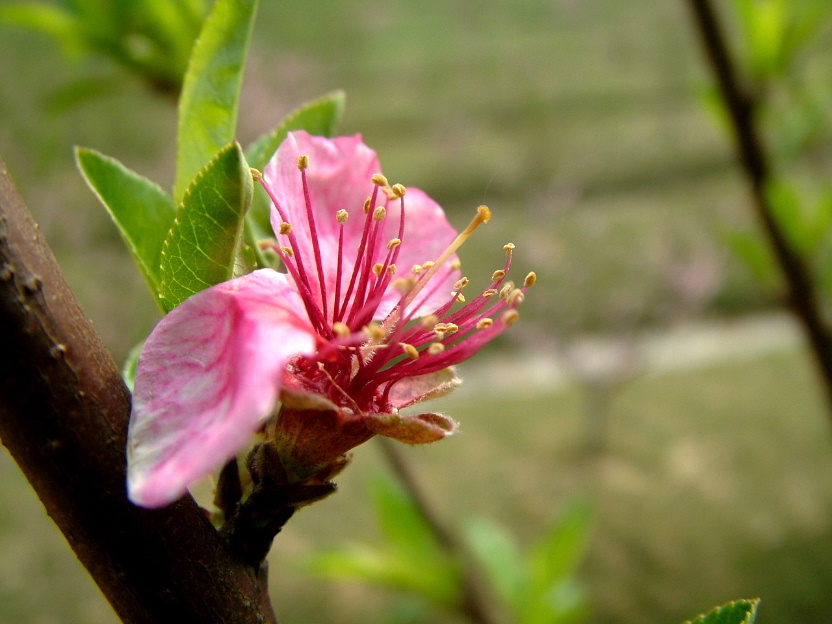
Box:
387, 265, 397, 276
281, 246, 294, 257
373, 206, 386, 221
450, 259, 461, 270
336, 209, 349, 224
391, 183, 406, 197
387, 238, 402, 249
524, 272, 537, 287
455, 293, 466, 303
332, 322, 350, 339
421, 314, 439, 328
501, 310, 520, 326
372, 173, 388, 186
422, 261, 435, 270
364, 323, 386, 341
476, 318, 494, 330
492, 270, 506, 281
428, 343, 446, 355
297, 155, 310, 170
453, 277, 470, 291
411, 264, 423, 275
503, 243, 516, 254
250, 168, 263, 181
372, 263, 384, 276
363, 198, 372, 213
279, 222, 292, 235
392, 276, 416, 293
482, 289, 498, 298
401, 343, 419, 360
499, 282, 515, 300
508, 289, 524, 307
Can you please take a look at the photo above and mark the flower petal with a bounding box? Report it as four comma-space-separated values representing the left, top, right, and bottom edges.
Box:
127, 269, 315, 507
366, 412, 459, 444
388, 367, 461, 409
264, 131, 461, 320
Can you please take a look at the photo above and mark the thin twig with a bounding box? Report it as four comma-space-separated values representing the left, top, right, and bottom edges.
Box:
377, 438, 499, 624
0, 159, 278, 623
686, 0, 832, 411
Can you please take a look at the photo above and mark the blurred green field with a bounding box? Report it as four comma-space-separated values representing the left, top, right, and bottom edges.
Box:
2, 1, 832, 623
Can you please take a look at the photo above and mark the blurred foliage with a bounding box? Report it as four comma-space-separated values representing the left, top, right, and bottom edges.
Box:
305, 472, 590, 624
684, 599, 760, 624
0, 0, 209, 100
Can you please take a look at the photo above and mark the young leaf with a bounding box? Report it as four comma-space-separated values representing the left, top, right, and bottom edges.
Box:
245, 90, 346, 171
462, 516, 527, 613
174, 0, 258, 203
160, 142, 253, 311
683, 599, 760, 624
527, 501, 592, 595
75, 147, 176, 303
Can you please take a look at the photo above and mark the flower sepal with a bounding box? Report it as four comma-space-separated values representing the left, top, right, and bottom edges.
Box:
366, 411, 458, 444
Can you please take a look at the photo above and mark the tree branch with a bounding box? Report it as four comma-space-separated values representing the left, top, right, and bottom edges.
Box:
0, 158, 278, 624
686, 0, 832, 410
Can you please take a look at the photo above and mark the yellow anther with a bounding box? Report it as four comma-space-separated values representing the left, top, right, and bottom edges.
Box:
411, 264, 424, 275
503, 243, 516, 254
372, 263, 384, 276
508, 289, 524, 307
364, 198, 372, 213
499, 282, 515, 300
250, 168, 263, 181
279, 222, 292, 235
524, 272, 537, 287
445, 323, 460, 334
501, 309, 520, 326
421, 314, 439, 328
453, 277, 470, 291
373, 206, 386, 221
363, 322, 386, 341
477, 205, 492, 222
422, 261, 435, 270
387, 238, 402, 249
332, 322, 350, 339
392, 276, 416, 293
336, 209, 349, 224
492, 270, 506, 281
452, 293, 466, 303
482, 288, 498, 298
428, 343, 446, 355
450, 258, 462, 270
297, 155, 310, 170
387, 264, 397, 276
281, 246, 294, 257
401, 343, 419, 360
372, 173, 388, 186
476, 318, 494, 330
391, 183, 406, 197
257, 239, 273, 250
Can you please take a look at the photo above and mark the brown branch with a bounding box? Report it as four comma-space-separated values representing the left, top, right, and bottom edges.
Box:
0, 158, 278, 624
686, 0, 832, 410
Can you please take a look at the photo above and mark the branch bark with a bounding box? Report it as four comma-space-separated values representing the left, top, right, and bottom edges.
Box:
0, 158, 278, 623
686, 0, 832, 410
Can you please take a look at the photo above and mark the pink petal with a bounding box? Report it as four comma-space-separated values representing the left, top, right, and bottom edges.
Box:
388, 367, 461, 409
127, 269, 315, 508
264, 131, 461, 320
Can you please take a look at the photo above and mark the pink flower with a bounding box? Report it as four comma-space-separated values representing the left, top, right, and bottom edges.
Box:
127, 131, 533, 508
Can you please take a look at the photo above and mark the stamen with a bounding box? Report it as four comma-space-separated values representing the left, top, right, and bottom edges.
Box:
297, 155, 310, 170
455, 294, 466, 303
332, 322, 350, 339
281, 246, 294, 257
391, 183, 406, 197
524, 272, 537, 287
483, 289, 498, 298
428, 343, 445, 355
421, 314, 439, 328
411, 264, 423, 275
387, 238, 402, 249
373, 206, 386, 221
372, 263, 384, 276
501, 310, 520, 326
250, 168, 263, 181
387, 265, 397, 276
453, 277, 470, 290
279, 222, 292, 235
503, 243, 515, 254
401, 343, 420, 360
372, 173, 388, 186
364, 323, 386, 341
363, 198, 372, 213
336, 209, 349, 224
492, 270, 506, 281
476, 318, 494, 330
507, 289, 524, 307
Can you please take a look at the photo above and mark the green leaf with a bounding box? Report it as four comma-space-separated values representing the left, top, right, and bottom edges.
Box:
683, 599, 761, 624
245, 90, 346, 171
160, 142, 253, 311
462, 516, 527, 613
174, 0, 259, 203
0, 3, 85, 57
721, 229, 778, 289
75, 147, 176, 304
527, 501, 592, 595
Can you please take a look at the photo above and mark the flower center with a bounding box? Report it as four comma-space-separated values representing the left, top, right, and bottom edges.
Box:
254, 159, 534, 411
